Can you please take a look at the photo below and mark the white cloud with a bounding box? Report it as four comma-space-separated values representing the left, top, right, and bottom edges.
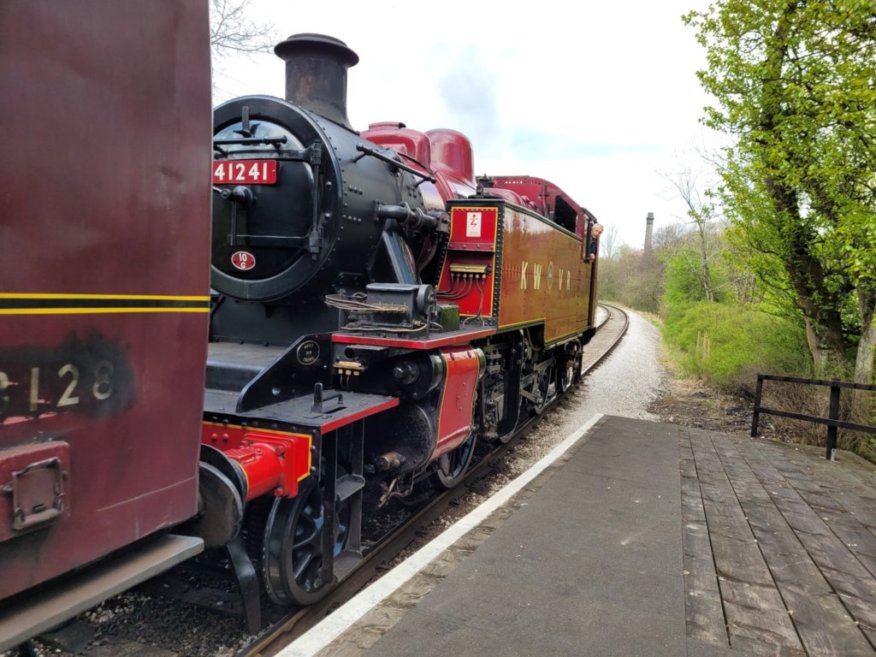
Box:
214, 0, 721, 246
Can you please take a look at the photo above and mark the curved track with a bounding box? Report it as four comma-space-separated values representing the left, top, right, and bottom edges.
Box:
237, 305, 629, 657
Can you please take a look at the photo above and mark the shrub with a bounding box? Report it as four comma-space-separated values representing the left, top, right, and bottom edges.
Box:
662, 300, 810, 392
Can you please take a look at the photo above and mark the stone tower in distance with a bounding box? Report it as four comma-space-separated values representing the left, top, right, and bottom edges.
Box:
644, 212, 655, 255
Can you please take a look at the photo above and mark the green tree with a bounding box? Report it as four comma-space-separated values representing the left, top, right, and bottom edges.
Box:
685, 0, 876, 384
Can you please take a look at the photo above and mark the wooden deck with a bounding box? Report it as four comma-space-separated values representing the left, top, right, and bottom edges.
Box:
680, 427, 876, 656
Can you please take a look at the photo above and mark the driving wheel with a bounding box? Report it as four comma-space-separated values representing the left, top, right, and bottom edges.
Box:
262, 479, 350, 606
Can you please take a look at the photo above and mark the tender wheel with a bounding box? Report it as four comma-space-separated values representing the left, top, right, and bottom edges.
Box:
559, 357, 578, 393
532, 365, 554, 415
262, 480, 350, 606
433, 431, 477, 488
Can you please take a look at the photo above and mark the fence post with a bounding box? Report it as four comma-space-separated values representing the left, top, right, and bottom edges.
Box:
826, 382, 840, 460
751, 374, 764, 437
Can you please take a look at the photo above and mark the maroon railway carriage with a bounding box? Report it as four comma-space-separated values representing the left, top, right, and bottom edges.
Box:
201, 33, 601, 617
0, 2, 211, 649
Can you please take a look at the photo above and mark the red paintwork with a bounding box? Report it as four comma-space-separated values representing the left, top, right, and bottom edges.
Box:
427, 129, 475, 186
363, 122, 433, 166
436, 207, 499, 316
0, 2, 211, 600
432, 347, 481, 458
332, 328, 496, 350
360, 124, 477, 204
202, 423, 312, 499
488, 175, 586, 230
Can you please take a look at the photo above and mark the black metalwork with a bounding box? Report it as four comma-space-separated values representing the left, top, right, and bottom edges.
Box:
261, 474, 349, 606
275, 33, 359, 131
234, 336, 329, 412
311, 382, 343, 413
374, 202, 441, 231
355, 144, 437, 183
751, 374, 876, 460
213, 136, 288, 147
227, 535, 261, 633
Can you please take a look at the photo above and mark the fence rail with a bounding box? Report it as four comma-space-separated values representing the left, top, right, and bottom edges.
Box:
751, 374, 876, 460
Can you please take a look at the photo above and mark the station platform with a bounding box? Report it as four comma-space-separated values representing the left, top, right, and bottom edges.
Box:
281, 415, 876, 657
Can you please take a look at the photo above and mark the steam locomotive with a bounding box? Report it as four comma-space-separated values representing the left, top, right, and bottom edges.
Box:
201, 34, 600, 610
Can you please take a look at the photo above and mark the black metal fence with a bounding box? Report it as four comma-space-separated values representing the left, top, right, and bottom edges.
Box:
751, 374, 876, 460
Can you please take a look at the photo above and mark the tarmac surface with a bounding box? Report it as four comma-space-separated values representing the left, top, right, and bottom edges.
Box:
281, 415, 876, 657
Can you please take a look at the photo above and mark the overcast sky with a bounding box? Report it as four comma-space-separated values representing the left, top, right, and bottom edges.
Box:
214, 0, 719, 248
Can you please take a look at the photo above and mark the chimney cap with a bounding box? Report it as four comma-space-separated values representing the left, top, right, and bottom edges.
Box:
274, 33, 359, 67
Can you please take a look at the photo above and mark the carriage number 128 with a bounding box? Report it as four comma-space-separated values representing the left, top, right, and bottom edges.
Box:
0, 361, 114, 418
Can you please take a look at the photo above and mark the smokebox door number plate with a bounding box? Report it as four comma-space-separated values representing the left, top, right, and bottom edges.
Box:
213, 160, 277, 185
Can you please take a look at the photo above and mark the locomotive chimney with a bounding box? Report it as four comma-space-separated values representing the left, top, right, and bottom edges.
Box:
274, 33, 359, 131
644, 211, 655, 255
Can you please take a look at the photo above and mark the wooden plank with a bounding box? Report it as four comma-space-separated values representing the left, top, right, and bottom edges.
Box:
683, 520, 715, 560
682, 495, 707, 526
722, 598, 802, 652
729, 635, 806, 657
830, 490, 876, 530
687, 426, 876, 654
775, 584, 874, 657
735, 440, 876, 655
704, 501, 758, 541
820, 565, 876, 606
710, 533, 775, 588
679, 441, 729, 648
720, 578, 786, 612
736, 500, 784, 533
686, 601, 730, 648
769, 497, 835, 537
699, 482, 730, 504
756, 529, 835, 595
831, 557, 876, 650
747, 465, 791, 488
863, 627, 876, 652
684, 559, 728, 647
796, 489, 849, 512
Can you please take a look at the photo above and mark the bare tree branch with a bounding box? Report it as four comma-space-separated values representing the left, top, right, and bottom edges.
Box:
210, 0, 276, 59
663, 166, 720, 303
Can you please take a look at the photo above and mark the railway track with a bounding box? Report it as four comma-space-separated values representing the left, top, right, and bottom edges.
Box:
236, 304, 629, 657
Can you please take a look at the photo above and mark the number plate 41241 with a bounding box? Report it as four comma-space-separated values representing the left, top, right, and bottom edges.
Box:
213, 159, 277, 185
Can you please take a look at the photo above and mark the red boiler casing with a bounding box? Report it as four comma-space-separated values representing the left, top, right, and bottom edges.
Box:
0, 2, 211, 601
